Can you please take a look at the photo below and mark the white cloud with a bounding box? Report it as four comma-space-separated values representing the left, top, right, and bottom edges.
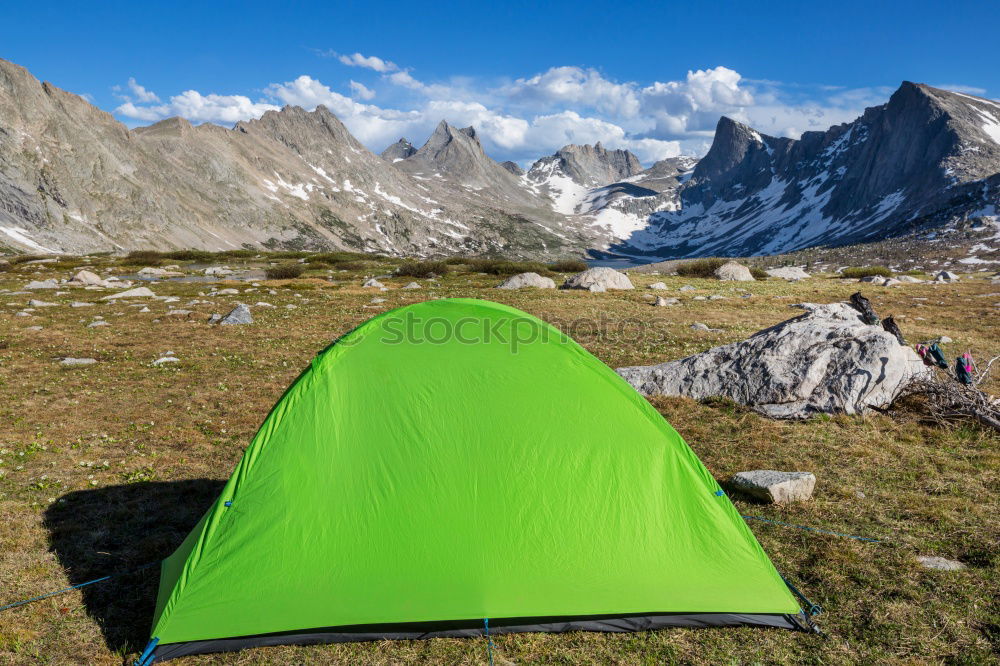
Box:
349, 80, 375, 100
112, 60, 903, 165
127, 77, 160, 103
336, 52, 398, 73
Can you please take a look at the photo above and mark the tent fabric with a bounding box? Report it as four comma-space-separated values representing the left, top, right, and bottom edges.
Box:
144, 298, 806, 662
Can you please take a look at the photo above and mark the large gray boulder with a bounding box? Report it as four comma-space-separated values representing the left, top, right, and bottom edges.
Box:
617, 302, 930, 419
562, 267, 634, 291
219, 303, 253, 325
101, 286, 155, 300
714, 261, 755, 281
496, 272, 556, 289
765, 266, 810, 280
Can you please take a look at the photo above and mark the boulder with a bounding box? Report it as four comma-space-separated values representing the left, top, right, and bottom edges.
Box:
860, 275, 887, 285
654, 297, 679, 306
102, 286, 155, 300
935, 270, 959, 282
730, 471, 816, 504
562, 267, 634, 291
219, 303, 253, 325
714, 261, 755, 281
916, 556, 965, 571
87, 320, 109, 328
363, 278, 386, 289
617, 302, 930, 419
402, 281, 423, 289
496, 272, 556, 289
765, 266, 810, 280
60, 357, 97, 367
648, 282, 668, 290
25, 279, 58, 290
212, 288, 240, 296
27, 299, 57, 307
896, 275, 924, 283
204, 266, 234, 276
69, 270, 109, 287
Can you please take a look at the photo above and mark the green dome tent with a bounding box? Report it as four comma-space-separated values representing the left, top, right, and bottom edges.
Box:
138, 298, 811, 663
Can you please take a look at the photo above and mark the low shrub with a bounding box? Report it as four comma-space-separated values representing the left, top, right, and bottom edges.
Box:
675, 258, 726, 278
396, 260, 450, 278
548, 259, 588, 273
265, 263, 304, 280
162, 249, 215, 262
749, 267, 769, 280
122, 250, 164, 266
840, 265, 893, 279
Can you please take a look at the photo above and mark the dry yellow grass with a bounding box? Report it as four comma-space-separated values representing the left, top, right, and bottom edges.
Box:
0, 255, 997, 664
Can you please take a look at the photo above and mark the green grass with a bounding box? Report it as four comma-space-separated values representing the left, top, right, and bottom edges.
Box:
0, 255, 997, 664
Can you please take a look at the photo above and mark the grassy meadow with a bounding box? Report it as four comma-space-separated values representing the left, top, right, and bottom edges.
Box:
0, 252, 997, 664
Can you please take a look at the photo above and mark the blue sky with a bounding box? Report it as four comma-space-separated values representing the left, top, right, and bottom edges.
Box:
4, 0, 997, 165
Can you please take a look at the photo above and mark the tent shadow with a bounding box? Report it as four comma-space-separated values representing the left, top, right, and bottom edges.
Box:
42, 479, 224, 654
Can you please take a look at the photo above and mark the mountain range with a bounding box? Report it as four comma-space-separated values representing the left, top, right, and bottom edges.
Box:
1, 57, 998, 260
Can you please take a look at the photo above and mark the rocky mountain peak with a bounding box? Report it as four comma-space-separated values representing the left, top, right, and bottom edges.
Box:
528, 142, 643, 188
381, 138, 416, 161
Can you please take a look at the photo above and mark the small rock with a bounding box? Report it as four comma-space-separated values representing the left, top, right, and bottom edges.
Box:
690, 322, 712, 331
648, 282, 668, 290
87, 320, 109, 328
714, 261, 755, 281
152, 356, 180, 366
14, 311, 31, 317
102, 287, 155, 300
28, 299, 57, 307
934, 271, 959, 283
70, 301, 93, 307
916, 556, 965, 571
371, 298, 386, 304
69, 270, 109, 287
167, 309, 194, 317
60, 357, 98, 367
363, 278, 385, 289
654, 297, 679, 306
402, 281, 422, 289
204, 266, 234, 276
730, 471, 816, 504
219, 303, 252, 325
212, 288, 240, 296
254, 302, 275, 308
896, 275, 923, 283
692, 295, 707, 301
24, 325, 43, 331
679, 285, 696, 292
709, 294, 727, 300
938, 335, 952, 343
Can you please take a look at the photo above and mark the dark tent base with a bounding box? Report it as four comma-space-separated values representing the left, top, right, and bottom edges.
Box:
148, 611, 818, 662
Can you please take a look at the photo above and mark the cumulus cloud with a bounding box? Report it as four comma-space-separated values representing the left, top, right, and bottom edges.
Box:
336, 52, 398, 73
112, 60, 895, 165
349, 80, 375, 100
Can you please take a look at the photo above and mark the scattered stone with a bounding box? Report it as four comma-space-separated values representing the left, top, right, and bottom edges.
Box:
648, 282, 668, 290
679, 285, 696, 292
370, 298, 386, 304
562, 267, 634, 291
730, 471, 816, 504
917, 556, 966, 571
285, 304, 297, 310
212, 288, 240, 296
60, 357, 97, 367
496, 272, 556, 289
654, 297, 679, 306
692, 295, 707, 301
402, 281, 422, 289
218, 303, 252, 325
204, 266, 234, 276
69, 270, 110, 287
87, 320, 109, 328
167, 309, 194, 317
152, 356, 180, 366
24, 325, 43, 331
690, 322, 714, 331
139, 306, 151, 313
934, 270, 959, 282
709, 294, 728, 300
27, 299, 57, 307
363, 278, 386, 289
138, 267, 167, 276
254, 301, 275, 308
896, 275, 924, 283
938, 335, 953, 343
618, 301, 930, 419
765, 266, 810, 280
714, 261, 755, 281
860, 275, 887, 285
15, 311, 31, 317
25, 279, 58, 290
102, 287, 155, 300
70, 301, 93, 307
